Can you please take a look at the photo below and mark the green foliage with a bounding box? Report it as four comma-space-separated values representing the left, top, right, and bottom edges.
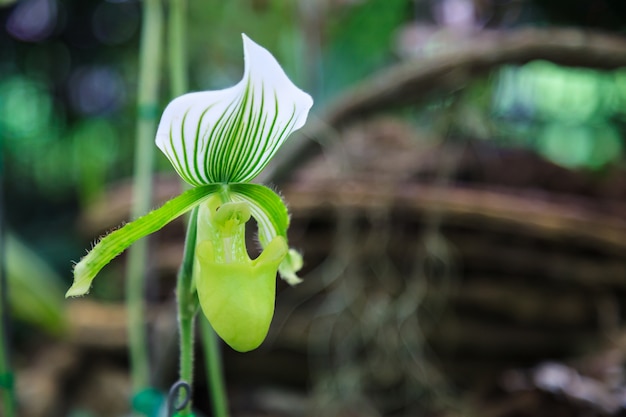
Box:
5, 233, 67, 334
70, 119, 120, 204
489, 61, 626, 170
322, 0, 408, 100
0, 74, 124, 201
536, 123, 623, 169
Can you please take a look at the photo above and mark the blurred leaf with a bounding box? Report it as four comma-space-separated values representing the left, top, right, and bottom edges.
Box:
537, 124, 592, 168
587, 123, 623, 169
536, 123, 622, 170
492, 62, 624, 169
531, 62, 600, 122
5, 233, 67, 335
70, 118, 119, 204
493, 62, 616, 123
322, 0, 407, 100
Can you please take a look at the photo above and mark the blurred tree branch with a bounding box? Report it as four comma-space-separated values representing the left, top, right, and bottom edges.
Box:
263, 28, 626, 184
283, 181, 626, 257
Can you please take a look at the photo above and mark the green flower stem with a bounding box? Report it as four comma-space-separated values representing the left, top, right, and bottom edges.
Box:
127, 0, 164, 398
168, 0, 188, 98
200, 316, 229, 417
176, 207, 199, 416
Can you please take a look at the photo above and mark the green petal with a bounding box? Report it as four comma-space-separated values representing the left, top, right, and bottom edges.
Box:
229, 183, 303, 285
155, 34, 313, 185
66, 184, 220, 297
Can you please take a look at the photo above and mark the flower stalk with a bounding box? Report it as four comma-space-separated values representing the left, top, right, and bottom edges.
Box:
168, 0, 188, 98
176, 207, 199, 416
200, 315, 228, 417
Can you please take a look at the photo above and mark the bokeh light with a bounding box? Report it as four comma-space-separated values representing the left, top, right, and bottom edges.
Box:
6, 0, 57, 42
0, 75, 53, 141
433, 0, 476, 30
67, 65, 125, 116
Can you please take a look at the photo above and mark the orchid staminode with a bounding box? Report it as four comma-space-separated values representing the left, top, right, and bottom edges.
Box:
66, 34, 313, 352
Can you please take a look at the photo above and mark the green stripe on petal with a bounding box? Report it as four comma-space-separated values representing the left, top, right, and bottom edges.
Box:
229, 183, 303, 285
155, 34, 313, 185
66, 184, 220, 297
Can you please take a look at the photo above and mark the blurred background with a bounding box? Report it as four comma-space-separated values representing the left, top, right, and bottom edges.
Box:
3, 0, 626, 416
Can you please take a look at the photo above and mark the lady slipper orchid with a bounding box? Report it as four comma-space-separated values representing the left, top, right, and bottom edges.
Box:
66, 34, 313, 352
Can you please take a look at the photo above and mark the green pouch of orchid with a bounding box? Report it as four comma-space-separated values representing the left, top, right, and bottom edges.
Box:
194, 197, 287, 352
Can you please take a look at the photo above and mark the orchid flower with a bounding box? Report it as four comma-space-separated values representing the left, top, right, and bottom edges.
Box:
66, 34, 313, 352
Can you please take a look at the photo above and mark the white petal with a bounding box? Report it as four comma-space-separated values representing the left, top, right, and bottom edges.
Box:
156, 34, 313, 186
